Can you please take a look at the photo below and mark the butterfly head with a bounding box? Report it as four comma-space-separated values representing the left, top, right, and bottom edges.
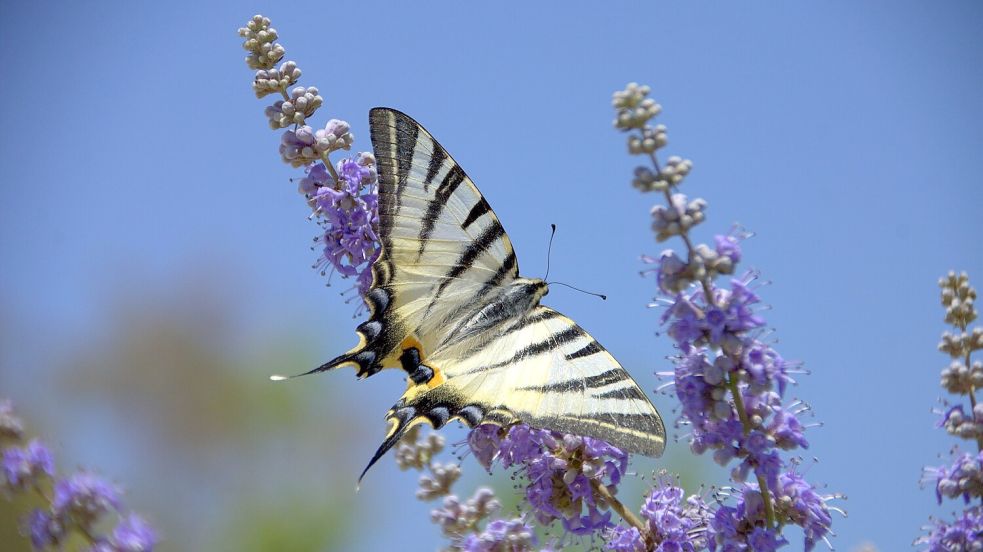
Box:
517, 277, 549, 304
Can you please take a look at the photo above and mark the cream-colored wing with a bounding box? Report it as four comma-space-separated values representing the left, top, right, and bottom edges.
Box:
309, 108, 519, 378
360, 307, 665, 479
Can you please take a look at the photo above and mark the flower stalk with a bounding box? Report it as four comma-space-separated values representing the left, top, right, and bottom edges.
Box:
616, 82, 837, 550
918, 271, 983, 548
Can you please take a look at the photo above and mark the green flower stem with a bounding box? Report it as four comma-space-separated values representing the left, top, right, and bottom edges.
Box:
727, 375, 778, 528
592, 480, 654, 548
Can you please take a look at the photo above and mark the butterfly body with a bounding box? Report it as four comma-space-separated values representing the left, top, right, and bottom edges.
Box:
307, 109, 666, 480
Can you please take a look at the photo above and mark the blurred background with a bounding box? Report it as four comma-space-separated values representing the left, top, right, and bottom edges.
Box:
1, 1, 981, 550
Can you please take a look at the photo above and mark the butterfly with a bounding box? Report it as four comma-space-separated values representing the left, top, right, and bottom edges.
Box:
297, 108, 665, 480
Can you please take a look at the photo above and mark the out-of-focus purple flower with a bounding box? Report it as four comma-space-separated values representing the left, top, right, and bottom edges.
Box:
459, 518, 537, 552
2, 439, 55, 489
917, 505, 983, 551
110, 513, 159, 552
924, 450, 983, 504
53, 472, 122, 526
0, 399, 24, 441
26, 509, 64, 549
714, 234, 742, 264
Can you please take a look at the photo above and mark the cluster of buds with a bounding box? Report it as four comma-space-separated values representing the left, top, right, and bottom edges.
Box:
940, 403, 983, 440
252, 61, 301, 98
941, 271, 978, 328
632, 156, 694, 192
430, 487, 501, 538
925, 451, 983, 503
613, 83, 663, 130
645, 234, 740, 295
279, 119, 354, 168
238, 15, 285, 70
650, 194, 707, 241
265, 86, 324, 129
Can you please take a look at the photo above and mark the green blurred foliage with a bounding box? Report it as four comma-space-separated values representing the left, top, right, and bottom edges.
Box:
1, 274, 362, 550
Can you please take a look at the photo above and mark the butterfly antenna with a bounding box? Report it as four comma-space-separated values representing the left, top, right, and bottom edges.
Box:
544, 223, 557, 280
547, 281, 607, 301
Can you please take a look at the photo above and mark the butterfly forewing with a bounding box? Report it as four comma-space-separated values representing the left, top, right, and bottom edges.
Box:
366, 109, 520, 364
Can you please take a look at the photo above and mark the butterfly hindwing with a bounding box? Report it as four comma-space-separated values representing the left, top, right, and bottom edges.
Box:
371, 307, 665, 466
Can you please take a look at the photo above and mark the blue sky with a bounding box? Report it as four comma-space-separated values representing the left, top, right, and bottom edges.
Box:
1, 1, 982, 550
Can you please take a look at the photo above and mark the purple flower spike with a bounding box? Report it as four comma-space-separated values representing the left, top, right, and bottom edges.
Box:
2, 439, 54, 490
110, 513, 159, 552
618, 85, 840, 550
53, 471, 122, 526
309, 154, 380, 297
26, 509, 64, 549
919, 272, 983, 548
917, 506, 983, 551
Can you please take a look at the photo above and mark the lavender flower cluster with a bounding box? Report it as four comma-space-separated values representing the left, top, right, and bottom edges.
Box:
917, 272, 983, 551
468, 424, 632, 536
239, 14, 380, 297
1, 400, 157, 551
615, 83, 838, 550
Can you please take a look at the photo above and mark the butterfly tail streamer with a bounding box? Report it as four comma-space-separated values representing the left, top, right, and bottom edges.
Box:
358, 408, 420, 486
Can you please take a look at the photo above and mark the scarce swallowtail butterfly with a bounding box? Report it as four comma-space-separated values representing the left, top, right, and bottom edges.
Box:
291, 108, 666, 480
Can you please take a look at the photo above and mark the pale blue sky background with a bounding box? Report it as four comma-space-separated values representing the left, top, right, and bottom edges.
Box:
1, 1, 982, 550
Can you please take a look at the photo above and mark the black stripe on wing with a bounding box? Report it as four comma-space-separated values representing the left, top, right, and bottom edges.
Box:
467, 306, 561, 357
424, 142, 448, 189
564, 341, 603, 360
460, 324, 584, 375
426, 220, 506, 315
515, 368, 625, 394
393, 114, 418, 206
417, 164, 467, 258
462, 197, 492, 230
